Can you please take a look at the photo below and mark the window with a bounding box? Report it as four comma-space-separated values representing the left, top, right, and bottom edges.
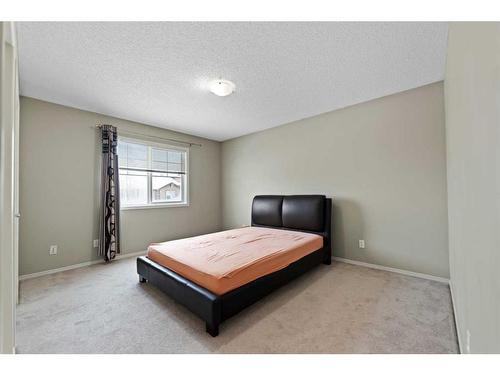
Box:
118, 137, 188, 209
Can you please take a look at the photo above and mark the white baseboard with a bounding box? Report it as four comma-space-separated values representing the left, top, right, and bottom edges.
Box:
332, 256, 450, 284
19, 250, 147, 281
449, 281, 463, 353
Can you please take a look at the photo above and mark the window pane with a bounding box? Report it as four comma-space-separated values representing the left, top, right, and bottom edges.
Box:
152, 161, 168, 171
152, 172, 183, 203
118, 141, 148, 169
167, 162, 182, 172
118, 142, 127, 167
168, 151, 182, 163
127, 143, 148, 168
118, 142, 128, 168
119, 170, 148, 205
152, 148, 167, 162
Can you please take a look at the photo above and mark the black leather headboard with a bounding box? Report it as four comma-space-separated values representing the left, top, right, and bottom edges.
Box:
282, 195, 325, 232
251, 195, 331, 233
251, 195, 284, 228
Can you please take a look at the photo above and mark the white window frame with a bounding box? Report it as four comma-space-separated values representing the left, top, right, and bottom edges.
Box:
118, 136, 189, 210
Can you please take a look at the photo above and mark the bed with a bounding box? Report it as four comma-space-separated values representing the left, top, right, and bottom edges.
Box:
136, 194, 332, 336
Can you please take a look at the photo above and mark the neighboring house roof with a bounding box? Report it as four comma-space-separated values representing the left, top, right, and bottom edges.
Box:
152, 177, 181, 190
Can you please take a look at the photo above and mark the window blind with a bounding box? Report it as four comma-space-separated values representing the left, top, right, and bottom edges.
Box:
118, 140, 186, 175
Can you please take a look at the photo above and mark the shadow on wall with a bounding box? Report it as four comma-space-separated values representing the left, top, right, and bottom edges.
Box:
331, 198, 364, 259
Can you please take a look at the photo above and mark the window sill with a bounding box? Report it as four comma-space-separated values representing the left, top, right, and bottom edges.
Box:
121, 202, 189, 211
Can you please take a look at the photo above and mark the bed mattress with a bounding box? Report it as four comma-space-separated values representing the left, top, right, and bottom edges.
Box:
147, 226, 323, 295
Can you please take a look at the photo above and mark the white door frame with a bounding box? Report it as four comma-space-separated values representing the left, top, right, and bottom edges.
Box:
13, 43, 20, 306
0, 21, 19, 355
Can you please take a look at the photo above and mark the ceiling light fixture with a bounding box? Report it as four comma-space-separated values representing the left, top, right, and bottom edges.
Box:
209, 79, 236, 97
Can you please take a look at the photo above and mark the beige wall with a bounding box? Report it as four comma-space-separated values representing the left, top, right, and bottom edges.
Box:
19, 97, 221, 276
444, 23, 500, 353
222, 82, 449, 277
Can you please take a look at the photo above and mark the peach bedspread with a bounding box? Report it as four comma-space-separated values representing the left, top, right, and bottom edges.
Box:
147, 226, 323, 295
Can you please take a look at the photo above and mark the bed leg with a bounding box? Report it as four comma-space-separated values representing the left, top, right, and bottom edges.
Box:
323, 247, 332, 265
139, 276, 147, 283
206, 322, 219, 337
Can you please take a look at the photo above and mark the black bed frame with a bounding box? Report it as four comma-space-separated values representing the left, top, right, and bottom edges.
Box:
137, 195, 332, 336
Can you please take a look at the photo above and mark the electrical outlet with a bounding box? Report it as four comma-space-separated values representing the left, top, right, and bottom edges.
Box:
466, 330, 471, 353
49, 245, 58, 255
358, 240, 365, 249
93, 239, 99, 248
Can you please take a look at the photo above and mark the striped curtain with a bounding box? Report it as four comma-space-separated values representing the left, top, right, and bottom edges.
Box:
99, 125, 121, 262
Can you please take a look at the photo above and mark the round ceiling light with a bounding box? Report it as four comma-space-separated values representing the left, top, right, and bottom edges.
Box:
209, 79, 236, 97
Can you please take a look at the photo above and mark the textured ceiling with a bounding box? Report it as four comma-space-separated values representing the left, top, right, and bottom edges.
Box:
17, 22, 448, 141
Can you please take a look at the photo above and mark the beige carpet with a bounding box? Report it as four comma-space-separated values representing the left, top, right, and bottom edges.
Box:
16, 257, 458, 353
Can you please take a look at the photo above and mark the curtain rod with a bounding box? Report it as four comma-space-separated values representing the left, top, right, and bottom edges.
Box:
94, 124, 202, 147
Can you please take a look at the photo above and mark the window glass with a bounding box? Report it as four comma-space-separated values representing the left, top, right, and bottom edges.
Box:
117, 138, 188, 207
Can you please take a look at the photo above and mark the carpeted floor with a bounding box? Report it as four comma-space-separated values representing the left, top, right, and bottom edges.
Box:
16, 257, 458, 353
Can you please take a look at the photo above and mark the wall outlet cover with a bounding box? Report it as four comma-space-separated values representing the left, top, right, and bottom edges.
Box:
359, 240, 365, 249
93, 239, 99, 248
49, 245, 58, 255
